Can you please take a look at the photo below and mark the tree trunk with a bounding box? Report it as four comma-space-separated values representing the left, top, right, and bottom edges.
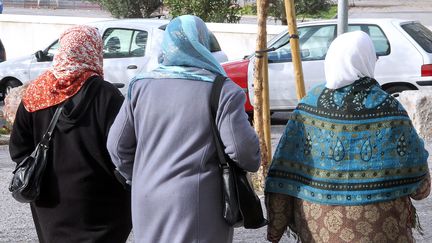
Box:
284, 0, 306, 99
252, 0, 271, 191
281, 1, 288, 25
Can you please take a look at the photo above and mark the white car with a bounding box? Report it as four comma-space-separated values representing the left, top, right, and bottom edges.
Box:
222, 18, 432, 112
0, 18, 228, 100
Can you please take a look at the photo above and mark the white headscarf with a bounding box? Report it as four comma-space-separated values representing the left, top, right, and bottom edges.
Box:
324, 31, 377, 89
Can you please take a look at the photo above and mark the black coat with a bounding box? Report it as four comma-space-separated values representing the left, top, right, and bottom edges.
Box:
9, 77, 132, 243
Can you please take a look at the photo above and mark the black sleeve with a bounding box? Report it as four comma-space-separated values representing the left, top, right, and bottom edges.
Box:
95, 82, 128, 189
9, 102, 35, 164
96, 82, 125, 139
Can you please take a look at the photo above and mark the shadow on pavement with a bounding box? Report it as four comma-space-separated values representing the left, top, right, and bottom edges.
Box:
271, 112, 292, 125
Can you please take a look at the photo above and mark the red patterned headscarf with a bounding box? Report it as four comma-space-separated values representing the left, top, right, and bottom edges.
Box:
22, 25, 103, 112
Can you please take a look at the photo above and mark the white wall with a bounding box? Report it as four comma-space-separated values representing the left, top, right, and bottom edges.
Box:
0, 14, 286, 61
0, 14, 109, 59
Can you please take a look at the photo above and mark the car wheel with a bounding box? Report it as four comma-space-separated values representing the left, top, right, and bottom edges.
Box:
0, 79, 22, 103
247, 112, 254, 126
246, 112, 276, 126
384, 85, 415, 98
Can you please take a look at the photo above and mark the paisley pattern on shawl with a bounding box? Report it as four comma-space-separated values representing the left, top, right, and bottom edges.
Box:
129, 15, 226, 98
265, 77, 429, 205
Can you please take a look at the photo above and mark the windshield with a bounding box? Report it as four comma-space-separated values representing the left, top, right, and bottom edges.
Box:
266, 25, 336, 63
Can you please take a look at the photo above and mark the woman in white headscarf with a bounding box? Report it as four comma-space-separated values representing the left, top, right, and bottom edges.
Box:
264, 31, 430, 243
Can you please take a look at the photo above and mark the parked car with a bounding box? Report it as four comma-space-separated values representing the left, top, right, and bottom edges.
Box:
222, 18, 432, 113
0, 19, 228, 101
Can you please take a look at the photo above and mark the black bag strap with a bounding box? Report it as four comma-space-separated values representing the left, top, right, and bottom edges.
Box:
209, 75, 229, 167
40, 103, 64, 146
14, 103, 65, 168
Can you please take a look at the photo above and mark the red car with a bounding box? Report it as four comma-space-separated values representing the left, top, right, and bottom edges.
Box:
222, 58, 253, 113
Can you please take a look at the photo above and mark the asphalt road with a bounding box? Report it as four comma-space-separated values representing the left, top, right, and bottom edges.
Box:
347, 0, 432, 27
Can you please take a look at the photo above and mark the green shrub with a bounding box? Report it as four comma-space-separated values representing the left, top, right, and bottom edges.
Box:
88, 0, 162, 18
240, 4, 257, 15
164, 0, 241, 23
266, 0, 335, 23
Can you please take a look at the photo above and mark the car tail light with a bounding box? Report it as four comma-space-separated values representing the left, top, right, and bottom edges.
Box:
421, 64, 432, 76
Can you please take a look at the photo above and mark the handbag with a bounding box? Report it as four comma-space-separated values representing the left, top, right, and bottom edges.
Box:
209, 75, 268, 229
9, 103, 64, 203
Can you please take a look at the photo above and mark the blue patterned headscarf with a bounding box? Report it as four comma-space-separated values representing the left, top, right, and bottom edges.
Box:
129, 15, 226, 97
265, 78, 429, 205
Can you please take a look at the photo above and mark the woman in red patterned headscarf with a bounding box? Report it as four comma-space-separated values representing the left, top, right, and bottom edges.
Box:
9, 25, 132, 242
23, 25, 104, 112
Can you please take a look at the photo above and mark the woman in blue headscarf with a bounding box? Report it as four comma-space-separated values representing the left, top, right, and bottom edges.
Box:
264, 31, 430, 243
107, 15, 260, 243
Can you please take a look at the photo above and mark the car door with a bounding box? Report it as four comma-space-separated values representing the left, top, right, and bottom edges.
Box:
247, 24, 336, 110
102, 27, 156, 95
28, 40, 59, 81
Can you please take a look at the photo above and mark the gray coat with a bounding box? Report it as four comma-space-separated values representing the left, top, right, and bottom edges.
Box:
107, 77, 260, 243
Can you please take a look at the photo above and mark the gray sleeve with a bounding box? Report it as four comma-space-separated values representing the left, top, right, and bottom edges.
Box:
216, 79, 261, 172
107, 96, 136, 183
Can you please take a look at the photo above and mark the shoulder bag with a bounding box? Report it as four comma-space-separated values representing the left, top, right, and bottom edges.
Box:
9, 103, 64, 203
209, 75, 268, 229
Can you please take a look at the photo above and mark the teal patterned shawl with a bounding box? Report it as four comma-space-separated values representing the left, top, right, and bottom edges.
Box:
265, 77, 429, 205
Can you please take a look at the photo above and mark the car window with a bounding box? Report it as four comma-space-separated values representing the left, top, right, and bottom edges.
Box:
209, 32, 222, 52
401, 22, 432, 53
267, 25, 335, 63
102, 28, 148, 58
0, 39, 5, 62
348, 25, 390, 56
